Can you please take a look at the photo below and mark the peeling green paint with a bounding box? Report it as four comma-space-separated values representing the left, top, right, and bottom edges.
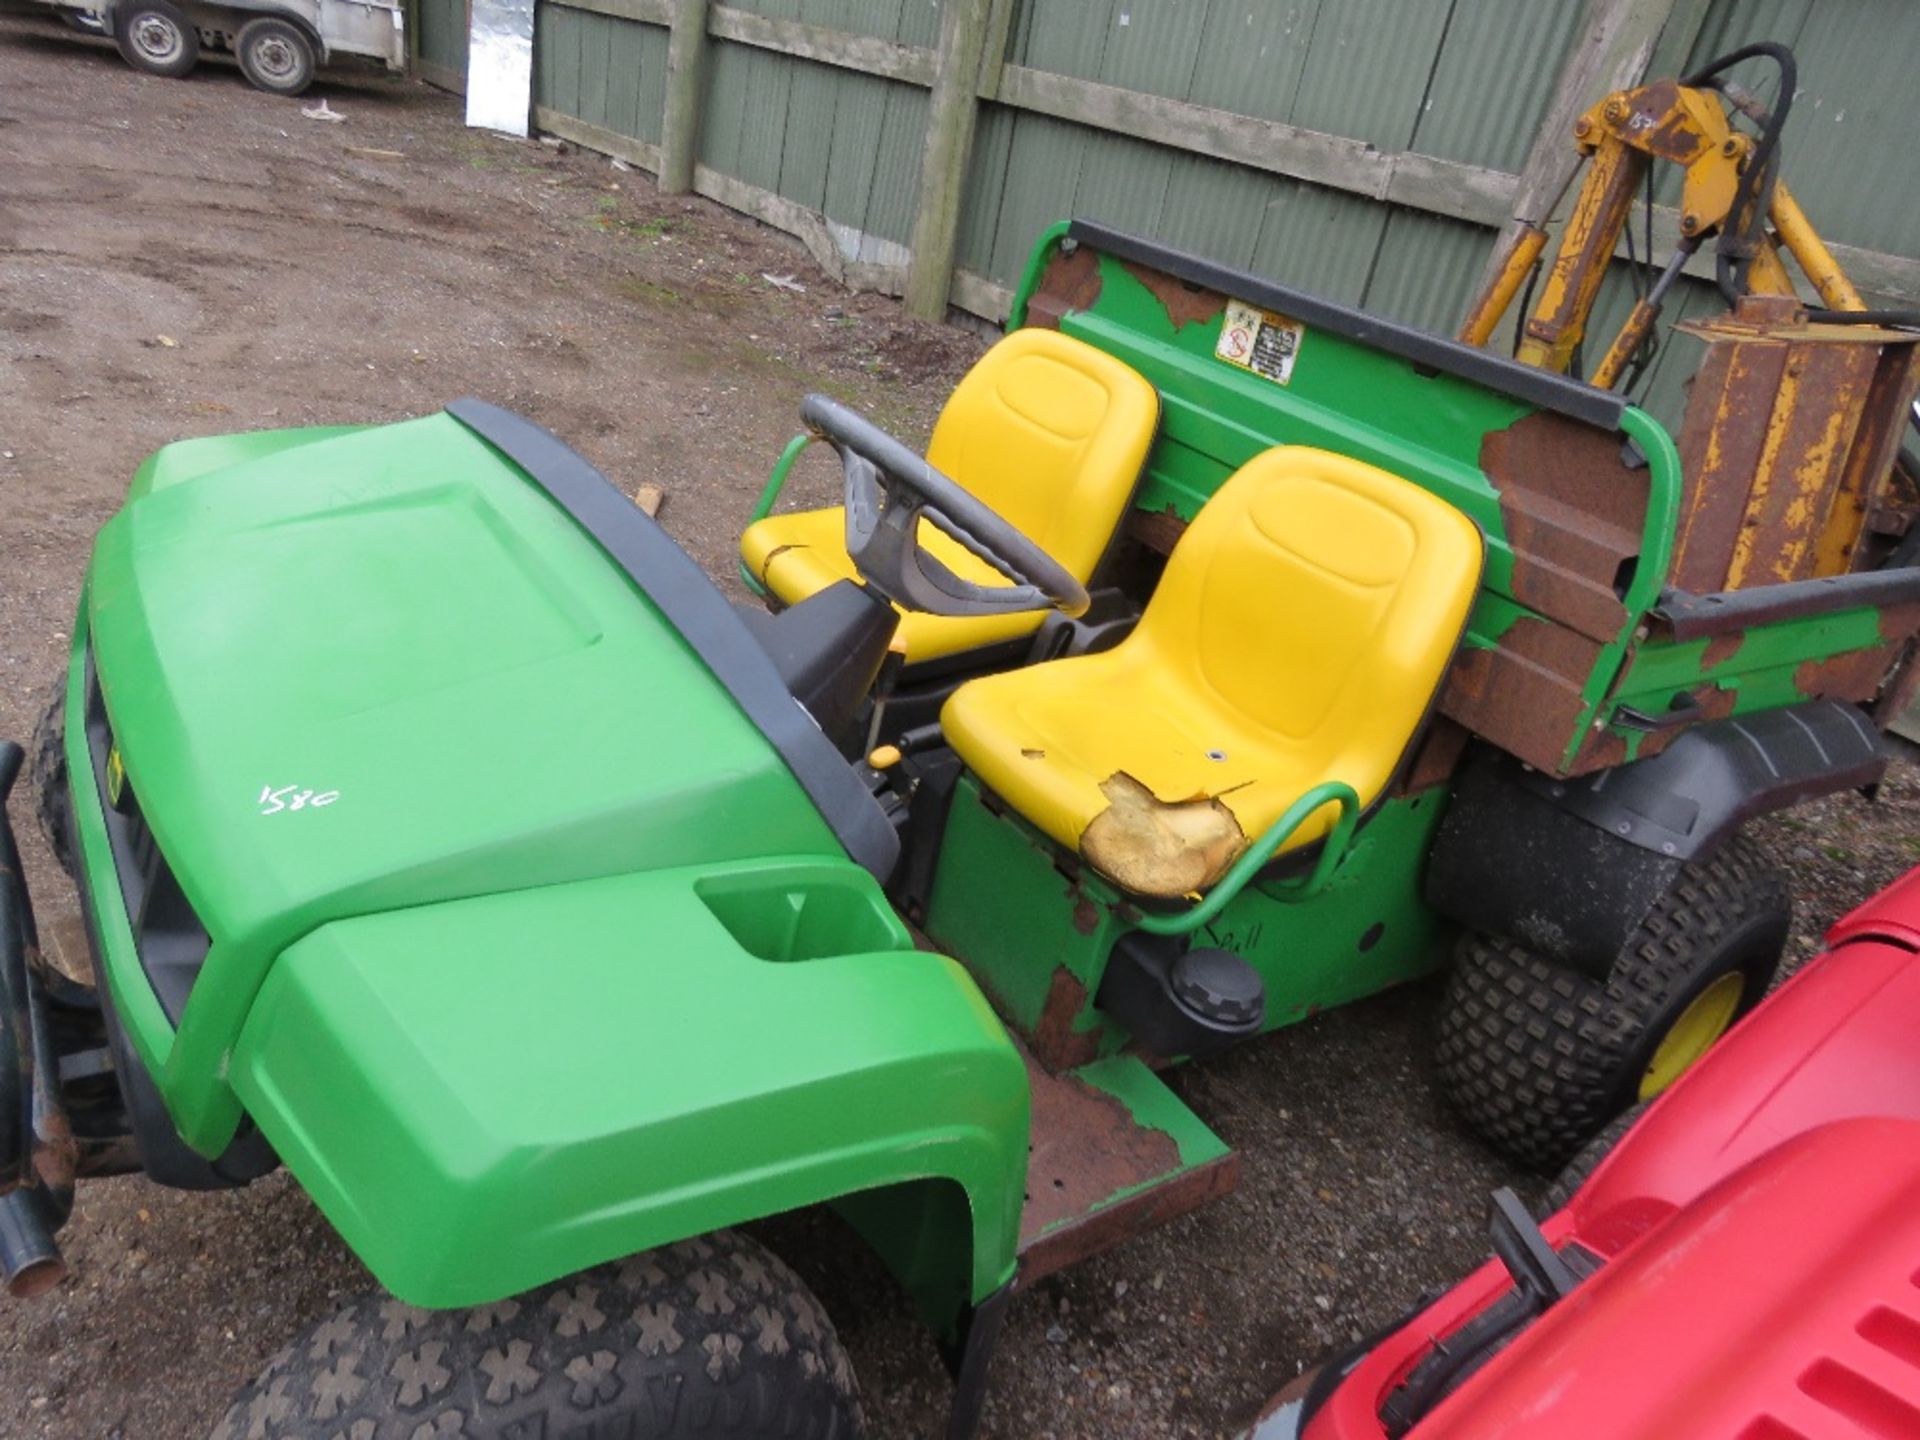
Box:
1073, 1055, 1231, 1174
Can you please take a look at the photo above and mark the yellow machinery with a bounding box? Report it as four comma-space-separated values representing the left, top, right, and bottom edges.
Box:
1460, 43, 1920, 591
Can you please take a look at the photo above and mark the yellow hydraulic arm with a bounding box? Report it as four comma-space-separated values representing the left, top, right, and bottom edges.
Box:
1459, 43, 1920, 591
1460, 57, 1867, 387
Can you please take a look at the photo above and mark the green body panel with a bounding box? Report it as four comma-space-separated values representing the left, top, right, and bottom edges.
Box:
925, 778, 1453, 1058
228, 864, 1026, 1308
81, 414, 839, 1152
126, 425, 371, 500
68, 414, 1028, 1310
1074, 1055, 1229, 1169
1600, 604, 1900, 761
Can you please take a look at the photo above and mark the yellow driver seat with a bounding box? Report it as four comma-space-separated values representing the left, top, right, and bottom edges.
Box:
942, 446, 1483, 898
739, 327, 1158, 663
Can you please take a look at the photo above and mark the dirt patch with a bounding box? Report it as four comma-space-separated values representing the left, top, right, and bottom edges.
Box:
1, 17, 1915, 1440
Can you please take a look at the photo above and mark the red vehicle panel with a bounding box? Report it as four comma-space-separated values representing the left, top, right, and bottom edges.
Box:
1268, 865, 1920, 1440
1418, 1118, 1920, 1440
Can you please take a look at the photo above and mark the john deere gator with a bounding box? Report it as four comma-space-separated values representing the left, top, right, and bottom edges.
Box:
3, 212, 1916, 1438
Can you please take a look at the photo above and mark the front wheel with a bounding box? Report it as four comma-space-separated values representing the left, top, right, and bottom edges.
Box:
1435, 832, 1790, 1171
114, 0, 199, 77
211, 1229, 864, 1439
28, 677, 75, 880
235, 16, 315, 96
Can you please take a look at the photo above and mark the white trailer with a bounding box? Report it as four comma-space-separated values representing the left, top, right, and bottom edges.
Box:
41, 0, 404, 95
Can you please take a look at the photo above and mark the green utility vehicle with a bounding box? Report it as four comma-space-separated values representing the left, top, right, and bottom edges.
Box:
4, 221, 1917, 1439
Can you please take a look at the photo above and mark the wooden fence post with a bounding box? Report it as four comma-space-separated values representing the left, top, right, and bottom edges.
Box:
904, 0, 997, 321
1465, 0, 1688, 339
658, 0, 711, 193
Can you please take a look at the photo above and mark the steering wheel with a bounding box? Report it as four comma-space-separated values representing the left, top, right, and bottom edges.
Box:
801, 394, 1090, 619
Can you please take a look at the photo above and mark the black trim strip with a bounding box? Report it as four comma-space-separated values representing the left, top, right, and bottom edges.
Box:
1654, 568, 1920, 639
84, 657, 209, 1027
445, 399, 901, 882
1065, 220, 1631, 432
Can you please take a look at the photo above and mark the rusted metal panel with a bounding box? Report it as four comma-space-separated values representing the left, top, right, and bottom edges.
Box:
1480, 411, 1643, 644
1876, 642, 1920, 735
1029, 968, 1102, 1072
1394, 716, 1472, 796
1726, 341, 1879, 585
1671, 297, 1920, 592
1873, 452, 1920, 545
1437, 616, 1607, 775
1671, 329, 1791, 591
1823, 347, 1920, 573
1021, 242, 1103, 331
1016, 1053, 1239, 1286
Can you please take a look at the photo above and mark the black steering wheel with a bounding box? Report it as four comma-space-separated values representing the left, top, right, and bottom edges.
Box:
801, 394, 1090, 619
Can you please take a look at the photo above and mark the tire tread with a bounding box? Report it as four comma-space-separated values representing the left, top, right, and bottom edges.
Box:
1435, 834, 1790, 1171
210, 1231, 864, 1439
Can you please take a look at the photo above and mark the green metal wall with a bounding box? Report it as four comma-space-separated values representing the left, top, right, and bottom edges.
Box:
533, 5, 671, 145
698, 1, 935, 252
959, 0, 1586, 328
414, 0, 468, 80
420, 0, 1920, 438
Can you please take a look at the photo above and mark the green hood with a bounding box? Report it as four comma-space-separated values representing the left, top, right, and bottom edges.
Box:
78, 413, 870, 1148
67, 415, 1026, 1314
88, 414, 840, 945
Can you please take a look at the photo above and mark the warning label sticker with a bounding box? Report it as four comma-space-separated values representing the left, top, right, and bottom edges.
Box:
1215, 300, 1304, 385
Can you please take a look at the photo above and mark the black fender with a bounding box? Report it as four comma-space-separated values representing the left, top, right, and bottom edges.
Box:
1426, 700, 1886, 978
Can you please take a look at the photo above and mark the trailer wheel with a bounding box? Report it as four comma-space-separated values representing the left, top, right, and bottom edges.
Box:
114, 0, 199, 77
28, 679, 75, 880
235, 16, 315, 96
1434, 832, 1789, 1172
209, 1229, 865, 1439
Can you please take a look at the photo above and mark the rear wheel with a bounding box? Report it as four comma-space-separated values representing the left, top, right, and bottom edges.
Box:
210, 1229, 865, 1439
114, 0, 198, 77
1541, 1103, 1645, 1215
1435, 832, 1790, 1171
235, 16, 315, 96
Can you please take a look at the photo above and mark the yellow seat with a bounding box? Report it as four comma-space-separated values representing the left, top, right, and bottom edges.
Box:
739, 328, 1158, 663
942, 447, 1483, 898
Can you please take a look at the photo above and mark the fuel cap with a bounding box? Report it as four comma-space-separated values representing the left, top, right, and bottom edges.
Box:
1170, 947, 1265, 1028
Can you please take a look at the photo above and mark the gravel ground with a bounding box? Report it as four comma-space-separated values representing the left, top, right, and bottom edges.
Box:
2, 17, 1915, 1438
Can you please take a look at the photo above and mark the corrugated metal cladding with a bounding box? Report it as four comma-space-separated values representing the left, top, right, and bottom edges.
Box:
961, 0, 1588, 334
960, 0, 1915, 430
533, 6, 671, 144
415, 0, 468, 77
699, 0, 936, 253
1687, 0, 1920, 259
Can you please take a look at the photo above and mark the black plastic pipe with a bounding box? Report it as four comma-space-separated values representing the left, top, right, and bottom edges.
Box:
0, 742, 31, 1193
0, 739, 73, 1296
0, 1188, 64, 1298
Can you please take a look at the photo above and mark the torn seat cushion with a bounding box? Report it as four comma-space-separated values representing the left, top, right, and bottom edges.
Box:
941, 446, 1484, 898
739, 326, 1158, 664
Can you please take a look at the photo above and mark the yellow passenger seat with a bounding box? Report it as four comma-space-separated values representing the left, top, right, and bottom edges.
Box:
739, 328, 1158, 663
942, 447, 1483, 898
